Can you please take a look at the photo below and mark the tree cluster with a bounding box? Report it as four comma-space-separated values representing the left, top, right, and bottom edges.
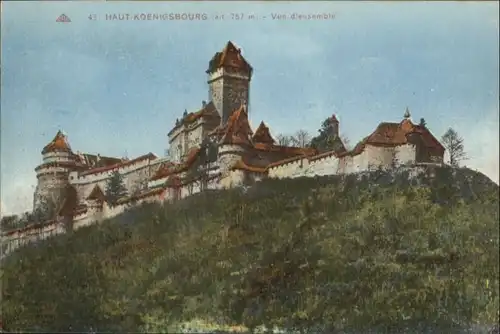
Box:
2, 166, 498, 333
276, 117, 350, 151
105, 171, 128, 207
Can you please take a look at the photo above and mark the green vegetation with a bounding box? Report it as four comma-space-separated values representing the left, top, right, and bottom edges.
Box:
1, 166, 499, 333
105, 170, 128, 206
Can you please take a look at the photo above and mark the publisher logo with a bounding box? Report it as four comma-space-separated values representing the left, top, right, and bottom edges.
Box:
56, 14, 71, 23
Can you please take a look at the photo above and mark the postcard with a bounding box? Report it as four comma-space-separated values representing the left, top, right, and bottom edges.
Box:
1, 2, 498, 333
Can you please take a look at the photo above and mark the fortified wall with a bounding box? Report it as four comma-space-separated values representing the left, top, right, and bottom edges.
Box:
1, 41, 446, 257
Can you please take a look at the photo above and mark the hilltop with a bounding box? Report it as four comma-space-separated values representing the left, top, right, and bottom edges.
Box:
1, 165, 499, 333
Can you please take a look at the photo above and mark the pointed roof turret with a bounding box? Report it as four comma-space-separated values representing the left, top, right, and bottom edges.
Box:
404, 107, 411, 119
252, 121, 275, 145
220, 104, 254, 146
207, 41, 253, 75
42, 130, 72, 154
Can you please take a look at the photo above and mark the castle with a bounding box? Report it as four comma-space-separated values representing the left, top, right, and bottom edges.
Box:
1, 41, 445, 255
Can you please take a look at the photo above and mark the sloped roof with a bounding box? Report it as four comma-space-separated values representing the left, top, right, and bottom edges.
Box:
252, 121, 275, 145
74, 153, 123, 168
207, 41, 253, 74
231, 158, 267, 173
42, 130, 72, 154
253, 142, 316, 156
86, 185, 106, 202
168, 101, 220, 135
364, 119, 444, 152
79, 153, 157, 176
150, 148, 202, 181
220, 104, 254, 146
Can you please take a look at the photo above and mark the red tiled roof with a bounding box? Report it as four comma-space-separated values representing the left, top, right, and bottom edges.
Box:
168, 101, 220, 135
86, 185, 106, 202
266, 155, 304, 169
207, 41, 253, 74
255, 143, 317, 169
220, 104, 254, 146
3, 220, 59, 236
410, 124, 445, 153
231, 159, 267, 173
264, 118, 445, 170
150, 161, 181, 181
42, 130, 72, 154
252, 121, 275, 145
80, 153, 157, 176
73, 153, 123, 168
308, 150, 343, 162
150, 148, 202, 181
254, 142, 317, 156
185, 147, 202, 166
265, 118, 446, 169
363, 119, 444, 152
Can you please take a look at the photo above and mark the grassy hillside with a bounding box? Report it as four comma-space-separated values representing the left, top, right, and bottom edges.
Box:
1, 165, 499, 333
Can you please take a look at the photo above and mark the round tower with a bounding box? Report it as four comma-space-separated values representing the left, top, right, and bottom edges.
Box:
33, 130, 77, 216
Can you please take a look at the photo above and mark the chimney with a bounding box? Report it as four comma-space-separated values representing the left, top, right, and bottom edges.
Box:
202, 100, 207, 108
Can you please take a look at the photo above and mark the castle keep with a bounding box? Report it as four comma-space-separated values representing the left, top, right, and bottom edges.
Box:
2, 41, 445, 254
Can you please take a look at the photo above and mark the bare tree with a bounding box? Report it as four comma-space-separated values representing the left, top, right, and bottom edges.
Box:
441, 128, 467, 167
291, 129, 311, 148
340, 134, 351, 150
276, 134, 293, 146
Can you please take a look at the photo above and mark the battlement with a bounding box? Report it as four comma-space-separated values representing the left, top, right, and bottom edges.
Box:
69, 153, 160, 185
5, 42, 446, 259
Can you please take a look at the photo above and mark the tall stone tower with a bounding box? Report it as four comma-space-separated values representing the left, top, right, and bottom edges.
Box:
206, 41, 253, 125
33, 130, 76, 216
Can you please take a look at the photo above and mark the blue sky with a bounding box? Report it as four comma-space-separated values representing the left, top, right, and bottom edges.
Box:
1, 1, 499, 215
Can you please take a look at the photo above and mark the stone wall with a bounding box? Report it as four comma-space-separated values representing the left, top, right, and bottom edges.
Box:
5, 143, 420, 257
41, 151, 74, 164
1, 220, 65, 256
70, 158, 164, 205
268, 144, 417, 179
218, 144, 246, 173
33, 170, 70, 212
169, 118, 216, 162
207, 67, 251, 123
